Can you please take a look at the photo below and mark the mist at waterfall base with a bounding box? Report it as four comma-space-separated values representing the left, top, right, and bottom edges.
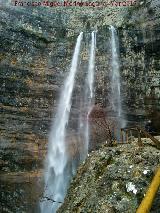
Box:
110, 25, 126, 136
40, 32, 83, 213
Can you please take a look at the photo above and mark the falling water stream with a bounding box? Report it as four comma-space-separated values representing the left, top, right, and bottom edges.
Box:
88, 31, 96, 100
40, 32, 83, 213
110, 26, 122, 118
40, 27, 125, 212
83, 31, 96, 157
110, 26, 125, 130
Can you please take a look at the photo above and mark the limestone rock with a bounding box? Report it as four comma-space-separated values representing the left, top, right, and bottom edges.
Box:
58, 140, 160, 213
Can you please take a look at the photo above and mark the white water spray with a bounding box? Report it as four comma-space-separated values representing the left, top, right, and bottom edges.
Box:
84, 31, 96, 155
88, 31, 96, 100
40, 32, 83, 213
110, 26, 126, 131
110, 26, 121, 117
110, 26, 125, 129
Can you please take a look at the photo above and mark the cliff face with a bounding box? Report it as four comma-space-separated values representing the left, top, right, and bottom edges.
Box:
119, 0, 160, 128
0, 6, 74, 212
94, 0, 160, 128
57, 139, 160, 213
0, 1, 160, 212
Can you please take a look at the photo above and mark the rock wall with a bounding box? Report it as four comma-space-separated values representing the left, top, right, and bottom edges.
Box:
0, 6, 77, 212
57, 138, 160, 213
119, 0, 160, 129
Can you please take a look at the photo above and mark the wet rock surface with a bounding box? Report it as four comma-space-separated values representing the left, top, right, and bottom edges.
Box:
119, 0, 160, 127
58, 138, 160, 213
0, 6, 73, 212
0, 170, 42, 213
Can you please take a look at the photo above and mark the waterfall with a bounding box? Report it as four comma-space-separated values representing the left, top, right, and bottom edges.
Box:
110, 26, 125, 130
88, 31, 96, 100
83, 31, 96, 156
110, 26, 121, 118
40, 32, 83, 213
